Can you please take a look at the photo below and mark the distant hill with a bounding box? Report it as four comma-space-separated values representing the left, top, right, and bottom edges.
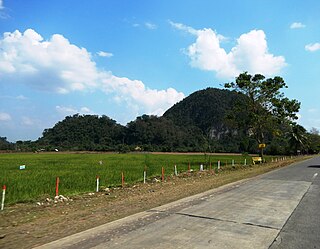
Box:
163, 87, 249, 138
37, 87, 256, 152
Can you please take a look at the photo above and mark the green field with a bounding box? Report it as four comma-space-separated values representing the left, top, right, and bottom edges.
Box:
0, 153, 257, 204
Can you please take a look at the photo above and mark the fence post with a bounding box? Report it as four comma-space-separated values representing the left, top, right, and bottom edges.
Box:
143, 170, 146, 184
218, 160, 221, 170
1, 185, 6, 211
174, 165, 178, 176
121, 172, 125, 187
96, 176, 100, 192
162, 167, 165, 182
55, 177, 60, 197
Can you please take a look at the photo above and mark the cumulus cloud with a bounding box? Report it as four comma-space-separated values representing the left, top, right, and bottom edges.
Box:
97, 51, 113, 57
170, 21, 286, 79
290, 22, 306, 29
100, 72, 185, 115
305, 43, 320, 52
0, 112, 11, 121
0, 29, 185, 118
0, 29, 99, 93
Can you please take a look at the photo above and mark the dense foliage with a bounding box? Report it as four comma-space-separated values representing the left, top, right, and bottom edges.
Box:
1, 74, 320, 154
38, 115, 125, 151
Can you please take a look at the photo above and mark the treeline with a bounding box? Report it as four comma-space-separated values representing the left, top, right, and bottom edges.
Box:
2, 81, 320, 155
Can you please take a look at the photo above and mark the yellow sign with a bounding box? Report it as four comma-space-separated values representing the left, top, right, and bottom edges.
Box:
259, 144, 266, 149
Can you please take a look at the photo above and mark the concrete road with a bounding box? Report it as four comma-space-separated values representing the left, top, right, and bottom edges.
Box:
36, 157, 320, 249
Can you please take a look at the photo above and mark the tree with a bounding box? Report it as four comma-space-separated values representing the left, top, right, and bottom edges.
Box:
286, 124, 308, 154
307, 127, 320, 154
225, 72, 300, 153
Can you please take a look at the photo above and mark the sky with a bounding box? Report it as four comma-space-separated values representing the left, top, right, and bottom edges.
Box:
1, 0, 320, 142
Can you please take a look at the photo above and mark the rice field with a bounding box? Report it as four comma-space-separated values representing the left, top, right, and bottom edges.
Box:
0, 152, 255, 204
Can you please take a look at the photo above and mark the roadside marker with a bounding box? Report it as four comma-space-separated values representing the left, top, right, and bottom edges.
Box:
121, 172, 125, 187
55, 177, 60, 197
218, 160, 221, 170
161, 167, 165, 182
174, 165, 178, 176
143, 170, 146, 184
1, 185, 6, 211
96, 176, 100, 192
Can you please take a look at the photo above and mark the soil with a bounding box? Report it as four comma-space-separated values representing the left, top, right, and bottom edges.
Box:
0, 157, 309, 249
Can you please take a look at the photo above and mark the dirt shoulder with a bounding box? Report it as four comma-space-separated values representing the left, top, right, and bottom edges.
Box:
0, 157, 310, 249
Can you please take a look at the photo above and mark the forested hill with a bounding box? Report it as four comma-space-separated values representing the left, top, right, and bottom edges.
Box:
28, 86, 319, 154
36, 87, 252, 152
164, 88, 249, 134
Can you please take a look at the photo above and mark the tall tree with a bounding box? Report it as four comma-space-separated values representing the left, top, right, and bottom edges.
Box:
225, 72, 301, 147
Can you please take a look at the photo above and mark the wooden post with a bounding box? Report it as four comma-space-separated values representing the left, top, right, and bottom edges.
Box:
161, 167, 165, 182
121, 172, 125, 187
55, 177, 60, 197
1, 185, 6, 211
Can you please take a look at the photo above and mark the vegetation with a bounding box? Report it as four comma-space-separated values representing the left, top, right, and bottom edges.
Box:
0, 153, 254, 204
224, 72, 300, 146
1, 73, 320, 155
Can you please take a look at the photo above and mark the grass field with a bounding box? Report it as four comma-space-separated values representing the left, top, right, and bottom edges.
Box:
0, 152, 259, 204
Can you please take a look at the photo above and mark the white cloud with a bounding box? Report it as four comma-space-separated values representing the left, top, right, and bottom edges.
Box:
100, 73, 185, 116
97, 51, 113, 57
170, 21, 286, 79
80, 107, 91, 113
0, 112, 11, 121
145, 22, 157, 30
290, 22, 306, 29
0, 0, 8, 19
305, 43, 320, 52
0, 29, 99, 93
16, 95, 27, 100
21, 116, 34, 126
0, 29, 185, 119
56, 105, 92, 116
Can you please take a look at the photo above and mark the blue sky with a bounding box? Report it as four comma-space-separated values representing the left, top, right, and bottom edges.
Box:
1, 0, 320, 142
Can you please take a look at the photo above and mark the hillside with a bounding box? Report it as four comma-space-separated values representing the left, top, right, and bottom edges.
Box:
36, 88, 255, 153
164, 87, 250, 138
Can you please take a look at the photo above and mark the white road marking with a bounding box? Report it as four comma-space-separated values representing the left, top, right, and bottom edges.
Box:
312, 173, 318, 179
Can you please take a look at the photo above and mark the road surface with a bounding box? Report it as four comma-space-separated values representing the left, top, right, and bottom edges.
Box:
35, 157, 320, 249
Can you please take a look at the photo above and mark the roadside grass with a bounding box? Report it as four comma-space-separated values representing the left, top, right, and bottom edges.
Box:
1, 152, 273, 204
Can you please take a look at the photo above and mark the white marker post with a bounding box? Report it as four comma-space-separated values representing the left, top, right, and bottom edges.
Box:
232, 160, 235, 166
96, 176, 100, 192
218, 161, 221, 170
1, 185, 6, 211
143, 170, 146, 184
174, 165, 178, 176
244, 159, 247, 166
